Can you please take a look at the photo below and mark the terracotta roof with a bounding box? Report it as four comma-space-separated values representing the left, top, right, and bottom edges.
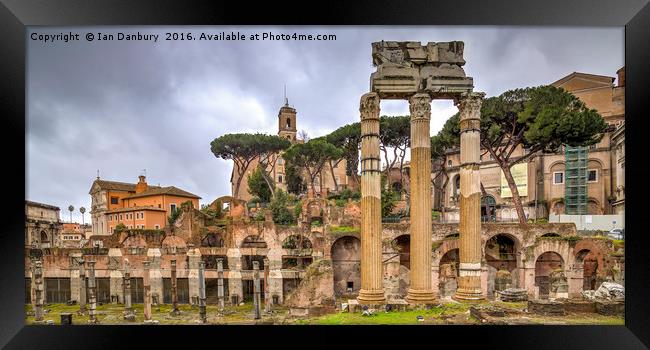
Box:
551, 72, 614, 88
123, 186, 201, 200
25, 200, 60, 211
89, 179, 161, 194
106, 206, 167, 213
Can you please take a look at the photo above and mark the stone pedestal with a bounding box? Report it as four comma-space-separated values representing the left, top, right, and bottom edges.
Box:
453, 92, 485, 302
357, 92, 386, 305
406, 93, 436, 304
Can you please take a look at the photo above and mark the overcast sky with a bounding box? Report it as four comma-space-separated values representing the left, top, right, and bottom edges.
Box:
26, 26, 623, 223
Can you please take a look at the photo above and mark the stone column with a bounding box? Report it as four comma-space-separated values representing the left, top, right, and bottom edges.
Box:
170, 260, 180, 315
217, 259, 225, 312
78, 258, 87, 313
123, 259, 135, 321
263, 257, 271, 313
252, 261, 261, 319
108, 248, 123, 303
87, 261, 98, 323
143, 260, 152, 321
358, 92, 386, 305
227, 249, 243, 305
406, 93, 436, 304
453, 92, 486, 301
187, 248, 201, 305
33, 260, 44, 322
147, 248, 163, 306
198, 261, 207, 323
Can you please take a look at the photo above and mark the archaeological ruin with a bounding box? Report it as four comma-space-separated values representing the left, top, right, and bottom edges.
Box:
25, 41, 625, 324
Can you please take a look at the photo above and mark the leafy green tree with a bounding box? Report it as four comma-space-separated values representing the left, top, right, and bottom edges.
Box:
448, 86, 608, 223
380, 174, 399, 217
285, 161, 307, 195
167, 207, 182, 228
326, 122, 362, 189
282, 139, 343, 193
247, 167, 272, 202
379, 116, 410, 185
68, 205, 74, 223
269, 189, 295, 225
79, 207, 86, 225
210, 133, 290, 199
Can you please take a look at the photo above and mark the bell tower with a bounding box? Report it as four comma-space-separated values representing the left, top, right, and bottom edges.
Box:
278, 92, 297, 142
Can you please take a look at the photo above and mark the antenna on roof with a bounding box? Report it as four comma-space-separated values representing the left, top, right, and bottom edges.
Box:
96, 169, 100, 180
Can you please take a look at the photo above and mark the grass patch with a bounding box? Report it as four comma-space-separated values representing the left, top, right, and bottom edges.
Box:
329, 225, 359, 233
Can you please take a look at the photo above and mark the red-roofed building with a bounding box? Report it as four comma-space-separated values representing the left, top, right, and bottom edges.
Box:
89, 175, 200, 235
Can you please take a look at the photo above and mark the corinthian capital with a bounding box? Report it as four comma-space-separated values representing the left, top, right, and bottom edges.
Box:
456, 92, 485, 121
409, 93, 432, 121
360, 92, 380, 121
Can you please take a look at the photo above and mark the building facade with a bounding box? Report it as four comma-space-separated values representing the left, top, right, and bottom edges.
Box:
25, 201, 63, 249
89, 175, 201, 235
434, 68, 625, 222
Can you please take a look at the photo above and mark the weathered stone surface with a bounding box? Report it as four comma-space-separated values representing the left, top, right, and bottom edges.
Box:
370, 41, 473, 99
528, 300, 565, 316
562, 299, 597, 314
498, 288, 528, 302
594, 282, 624, 301
284, 260, 335, 308
595, 300, 624, 317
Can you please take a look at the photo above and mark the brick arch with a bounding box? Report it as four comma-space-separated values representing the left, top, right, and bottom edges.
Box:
573, 239, 608, 276
526, 239, 573, 269
432, 239, 459, 267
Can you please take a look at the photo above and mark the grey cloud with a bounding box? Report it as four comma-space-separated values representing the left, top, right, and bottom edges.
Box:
26, 26, 623, 222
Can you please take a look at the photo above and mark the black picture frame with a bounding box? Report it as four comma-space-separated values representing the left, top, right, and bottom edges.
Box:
1, 0, 648, 348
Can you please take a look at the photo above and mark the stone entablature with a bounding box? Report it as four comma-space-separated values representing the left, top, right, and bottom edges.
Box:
370, 41, 473, 100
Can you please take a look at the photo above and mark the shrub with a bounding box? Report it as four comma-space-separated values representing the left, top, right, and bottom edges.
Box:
270, 190, 296, 225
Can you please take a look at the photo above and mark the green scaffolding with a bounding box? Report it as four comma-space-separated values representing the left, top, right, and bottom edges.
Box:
564, 146, 588, 214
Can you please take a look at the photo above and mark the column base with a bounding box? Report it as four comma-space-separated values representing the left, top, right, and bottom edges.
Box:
452, 287, 484, 302
357, 289, 386, 305
405, 288, 437, 304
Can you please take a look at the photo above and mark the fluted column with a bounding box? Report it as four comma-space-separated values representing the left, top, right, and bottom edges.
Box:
358, 92, 386, 304
406, 93, 436, 304
453, 91, 486, 301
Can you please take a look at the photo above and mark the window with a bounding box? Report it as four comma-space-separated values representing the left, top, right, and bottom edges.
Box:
110, 197, 118, 204
141, 212, 145, 219
588, 169, 598, 182
278, 175, 283, 183
170, 204, 177, 213
277, 158, 283, 165
553, 172, 564, 185
158, 204, 161, 208
154, 225, 160, 229
447, 160, 452, 166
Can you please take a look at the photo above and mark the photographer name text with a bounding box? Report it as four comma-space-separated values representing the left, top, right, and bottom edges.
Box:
30, 31, 337, 44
